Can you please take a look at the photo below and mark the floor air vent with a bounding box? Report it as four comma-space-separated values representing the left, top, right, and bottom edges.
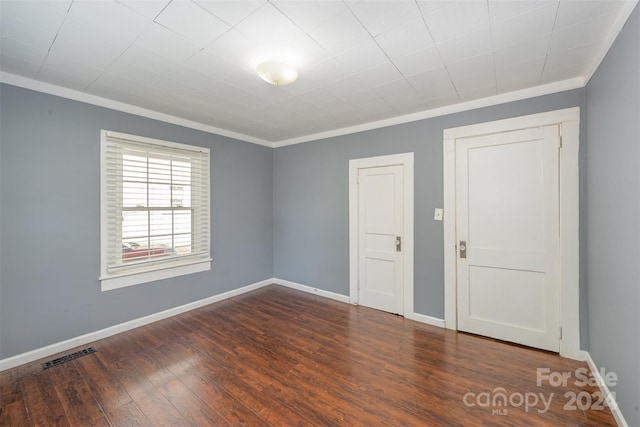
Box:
41, 346, 96, 369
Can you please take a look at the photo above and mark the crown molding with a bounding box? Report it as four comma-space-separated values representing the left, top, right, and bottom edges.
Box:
2, 72, 587, 149
273, 77, 586, 147
0, 72, 274, 148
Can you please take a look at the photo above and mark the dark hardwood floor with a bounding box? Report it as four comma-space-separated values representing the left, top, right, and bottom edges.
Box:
1, 285, 616, 426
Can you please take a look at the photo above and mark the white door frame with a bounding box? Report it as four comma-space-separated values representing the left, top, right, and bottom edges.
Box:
443, 107, 582, 360
349, 153, 414, 316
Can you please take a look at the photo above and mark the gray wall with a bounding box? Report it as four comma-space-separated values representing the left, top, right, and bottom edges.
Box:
0, 84, 274, 359
585, 3, 640, 425
274, 89, 587, 325
0, 85, 591, 360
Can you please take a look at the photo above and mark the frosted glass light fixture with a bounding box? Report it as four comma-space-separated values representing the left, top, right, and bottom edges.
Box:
256, 61, 298, 86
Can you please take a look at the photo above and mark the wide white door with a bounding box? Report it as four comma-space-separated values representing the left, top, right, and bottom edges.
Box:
358, 165, 404, 314
456, 125, 560, 351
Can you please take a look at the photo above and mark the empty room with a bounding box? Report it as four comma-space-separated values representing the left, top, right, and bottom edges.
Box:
0, 0, 639, 425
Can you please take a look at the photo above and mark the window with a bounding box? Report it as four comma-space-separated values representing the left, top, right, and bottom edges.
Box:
100, 130, 211, 291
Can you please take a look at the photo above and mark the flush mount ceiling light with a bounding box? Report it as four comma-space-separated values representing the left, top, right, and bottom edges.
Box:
256, 61, 298, 86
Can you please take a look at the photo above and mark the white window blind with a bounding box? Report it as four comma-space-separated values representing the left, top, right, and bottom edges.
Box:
100, 130, 210, 290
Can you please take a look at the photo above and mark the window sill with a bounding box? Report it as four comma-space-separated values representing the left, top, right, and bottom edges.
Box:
100, 258, 212, 292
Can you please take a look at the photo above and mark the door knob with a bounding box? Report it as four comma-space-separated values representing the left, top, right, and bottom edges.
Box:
459, 240, 467, 258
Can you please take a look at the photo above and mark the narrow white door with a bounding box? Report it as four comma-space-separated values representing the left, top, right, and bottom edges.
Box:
456, 125, 560, 351
358, 165, 404, 314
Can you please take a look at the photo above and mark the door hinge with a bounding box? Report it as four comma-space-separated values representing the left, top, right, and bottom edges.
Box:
559, 327, 563, 339
558, 136, 563, 148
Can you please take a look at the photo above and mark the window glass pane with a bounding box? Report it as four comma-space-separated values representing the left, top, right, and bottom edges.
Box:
122, 181, 147, 208
174, 233, 192, 254
122, 210, 149, 263
122, 211, 148, 240
172, 161, 191, 185
174, 211, 192, 234
122, 246, 149, 262
148, 157, 171, 183
123, 155, 147, 182
149, 183, 171, 207
172, 185, 191, 207
149, 236, 172, 259
150, 210, 172, 236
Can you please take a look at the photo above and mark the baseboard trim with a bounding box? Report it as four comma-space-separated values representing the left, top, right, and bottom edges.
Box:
1, 277, 444, 371
273, 278, 351, 304
0, 279, 273, 372
273, 278, 445, 328
583, 351, 628, 427
406, 312, 446, 328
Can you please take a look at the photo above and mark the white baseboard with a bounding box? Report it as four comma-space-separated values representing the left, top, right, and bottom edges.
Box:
1, 277, 444, 372
273, 278, 351, 304
406, 312, 446, 328
273, 278, 446, 329
0, 279, 273, 372
583, 351, 628, 427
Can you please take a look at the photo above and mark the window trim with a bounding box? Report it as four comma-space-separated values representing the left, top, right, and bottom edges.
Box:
100, 130, 211, 292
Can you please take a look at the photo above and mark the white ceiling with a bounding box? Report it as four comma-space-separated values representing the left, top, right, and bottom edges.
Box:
0, 0, 637, 146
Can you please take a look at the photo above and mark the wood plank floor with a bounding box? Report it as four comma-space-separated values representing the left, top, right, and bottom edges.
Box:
1, 285, 616, 426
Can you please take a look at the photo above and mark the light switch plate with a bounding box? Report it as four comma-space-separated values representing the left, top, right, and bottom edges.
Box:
434, 208, 443, 221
